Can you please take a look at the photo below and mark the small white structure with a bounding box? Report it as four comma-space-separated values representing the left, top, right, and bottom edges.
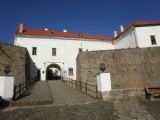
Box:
0, 76, 14, 100
96, 73, 111, 92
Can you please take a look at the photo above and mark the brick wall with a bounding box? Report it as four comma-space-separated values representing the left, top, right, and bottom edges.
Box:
77, 47, 160, 89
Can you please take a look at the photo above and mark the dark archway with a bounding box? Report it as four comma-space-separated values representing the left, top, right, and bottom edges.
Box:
37, 69, 41, 81
46, 64, 61, 80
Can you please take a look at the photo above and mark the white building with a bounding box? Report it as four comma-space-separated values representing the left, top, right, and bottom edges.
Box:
113, 21, 160, 49
14, 21, 160, 81
14, 24, 114, 80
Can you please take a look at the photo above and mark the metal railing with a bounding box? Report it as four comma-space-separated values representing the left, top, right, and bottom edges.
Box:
12, 80, 36, 100
63, 78, 100, 98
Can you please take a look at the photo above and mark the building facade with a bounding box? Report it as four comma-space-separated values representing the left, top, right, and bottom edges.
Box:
14, 25, 114, 80
113, 21, 160, 49
14, 21, 160, 81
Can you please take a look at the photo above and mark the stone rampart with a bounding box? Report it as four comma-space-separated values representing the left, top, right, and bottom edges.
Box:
77, 47, 160, 89
0, 42, 33, 85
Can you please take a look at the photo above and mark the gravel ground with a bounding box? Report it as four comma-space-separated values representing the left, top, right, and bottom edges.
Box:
1, 97, 160, 120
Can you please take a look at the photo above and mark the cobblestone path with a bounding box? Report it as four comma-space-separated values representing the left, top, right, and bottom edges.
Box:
113, 98, 155, 120
12, 81, 53, 106
2, 81, 160, 119
1, 98, 160, 120
48, 80, 97, 104
1, 102, 115, 120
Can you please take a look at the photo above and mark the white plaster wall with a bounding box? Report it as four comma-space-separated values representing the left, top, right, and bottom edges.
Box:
14, 36, 114, 80
135, 26, 160, 48
114, 28, 137, 49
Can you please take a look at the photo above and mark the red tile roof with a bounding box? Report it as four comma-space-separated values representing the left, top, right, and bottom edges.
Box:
15, 21, 160, 41
15, 27, 113, 41
114, 21, 160, 39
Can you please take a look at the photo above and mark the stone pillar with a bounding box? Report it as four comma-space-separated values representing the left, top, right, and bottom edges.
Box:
0, 76, 14, 100
96, 73, 111, 99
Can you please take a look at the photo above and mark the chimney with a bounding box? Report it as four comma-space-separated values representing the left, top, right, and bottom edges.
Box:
44, 28, 48, 31
19, 23, 24, 33
120, 25, 124, 32
63, 29, 67, 32
114, 31, 117, 38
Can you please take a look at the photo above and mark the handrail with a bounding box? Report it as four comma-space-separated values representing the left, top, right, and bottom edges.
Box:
63, 78, 99, 98
13, 80, 36, 100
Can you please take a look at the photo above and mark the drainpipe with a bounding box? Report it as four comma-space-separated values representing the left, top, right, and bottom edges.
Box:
133, 26, 138, 48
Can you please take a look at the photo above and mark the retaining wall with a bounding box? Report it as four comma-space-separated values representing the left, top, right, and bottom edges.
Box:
77, 47, 160, 89
0, 42, 34, 85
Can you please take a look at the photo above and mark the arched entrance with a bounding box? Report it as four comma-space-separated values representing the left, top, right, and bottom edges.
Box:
46, 64, 61, 80
37, 69, 41, 81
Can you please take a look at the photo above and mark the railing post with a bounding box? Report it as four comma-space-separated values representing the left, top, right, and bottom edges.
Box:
13, 86, 16, 100
26, 81, 28, 89
96, 85, 98, 98
69, 79, 70, 87
70, 79, 71, 87
23, 83, 25, 92
19, 84, 21, 96
73, 80, 75, 88
71, 80, 72, 87
80, 81, 81, 91
75, 81, 77, 88
25, 81, 27, 89
86, 83, 87, 94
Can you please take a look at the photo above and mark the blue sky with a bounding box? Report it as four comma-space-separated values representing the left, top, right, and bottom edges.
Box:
0, 0, 160, 44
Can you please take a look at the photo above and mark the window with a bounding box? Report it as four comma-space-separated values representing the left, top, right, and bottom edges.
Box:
150, 35, 157, 45
52, 48, 56, 56
32, 47, 37, 55
68, 68, 73, 76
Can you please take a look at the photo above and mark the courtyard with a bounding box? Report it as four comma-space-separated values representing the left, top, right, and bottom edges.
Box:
0, 80, 160, 120
1, 97, 160, 120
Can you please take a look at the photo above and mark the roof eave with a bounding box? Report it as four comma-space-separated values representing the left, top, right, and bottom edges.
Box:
15, 34, 113, 42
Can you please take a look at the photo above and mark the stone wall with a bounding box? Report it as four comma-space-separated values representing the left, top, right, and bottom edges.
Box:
0, 42, 33, 85
101, 88, 144, 101
77, 47, 160, 89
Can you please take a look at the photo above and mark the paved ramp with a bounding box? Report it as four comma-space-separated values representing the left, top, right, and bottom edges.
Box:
12, 81, 53, 106
12, 80, 97, 106
48, 80, 97, 104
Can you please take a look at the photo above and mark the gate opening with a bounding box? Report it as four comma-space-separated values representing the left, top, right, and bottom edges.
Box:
46, 64, 61, 80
